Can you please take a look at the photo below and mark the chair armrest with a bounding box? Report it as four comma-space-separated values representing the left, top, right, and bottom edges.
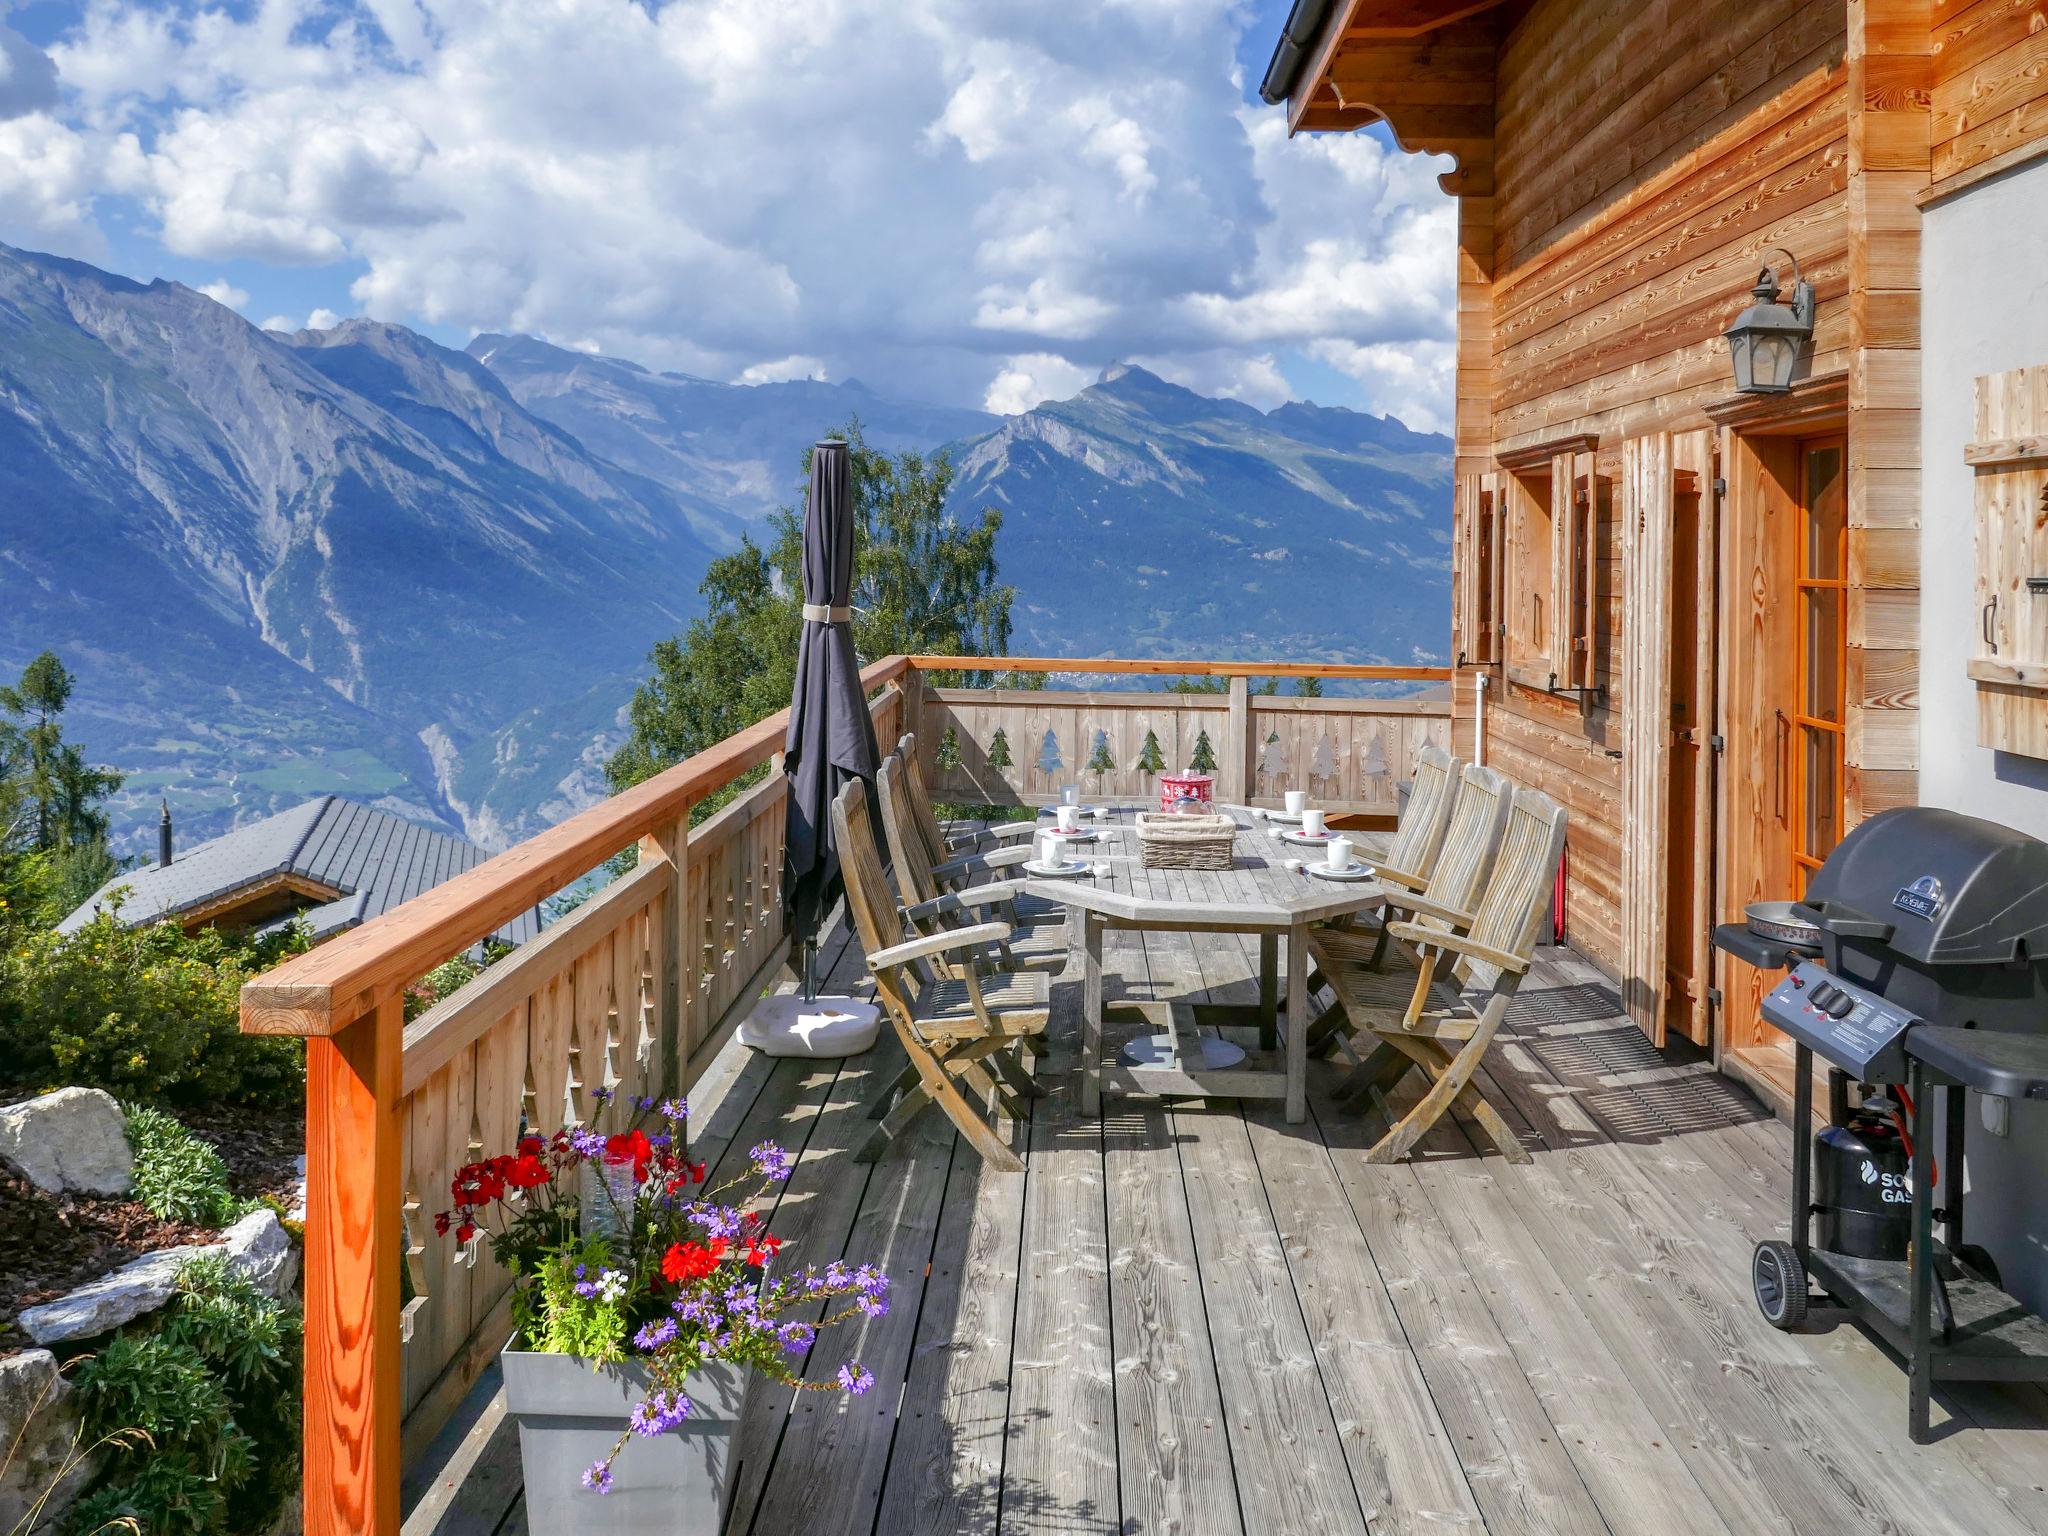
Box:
1377, 864, 1427, 892
1384, 921, 1529, 976
903, 883, 1020, 922
980, 820, 1039, 841
1384, 891, 1477, 931
931, 845, 1033, 882
868, 921, 1013, 971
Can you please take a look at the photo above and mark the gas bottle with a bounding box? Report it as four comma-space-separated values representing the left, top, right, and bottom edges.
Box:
1814, 1108, 1912, 1260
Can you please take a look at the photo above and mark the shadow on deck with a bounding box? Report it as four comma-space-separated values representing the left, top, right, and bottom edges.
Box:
401, 919, 2048, 1536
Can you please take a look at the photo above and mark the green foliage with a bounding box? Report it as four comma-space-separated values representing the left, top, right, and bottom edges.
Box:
125, 1106, 251, 1227
0, 652, 125, 932
528, 1239, 633, 1363
1134, 730, 1166, 774
934, 727, 961, 772
607, 420, 1016, 795
70, 1257, 301, 1536
0, 911, 310, 1105
402, 939, 513, 1023
1164, 676, 1225, 695
986, 727, 1013, 770
1188, 730, 1218, 774
1085, 732, 1115, 778
1297, 676, 1325, 698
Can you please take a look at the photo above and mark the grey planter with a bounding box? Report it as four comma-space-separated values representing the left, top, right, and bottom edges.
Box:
501, 1346, 746, 1534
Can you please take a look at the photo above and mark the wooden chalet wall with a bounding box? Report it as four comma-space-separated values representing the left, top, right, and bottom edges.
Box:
1929, 0, 2048, 200
1476, 0, 1854, 978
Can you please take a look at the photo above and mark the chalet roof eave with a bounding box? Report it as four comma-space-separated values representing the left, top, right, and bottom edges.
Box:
1259, 0, 1337, 106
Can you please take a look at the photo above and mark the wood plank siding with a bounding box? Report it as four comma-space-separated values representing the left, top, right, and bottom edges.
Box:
1278, 1, 2048, 1075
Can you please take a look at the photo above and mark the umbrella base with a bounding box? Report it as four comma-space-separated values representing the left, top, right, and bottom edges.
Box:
740, 993, 881, 1059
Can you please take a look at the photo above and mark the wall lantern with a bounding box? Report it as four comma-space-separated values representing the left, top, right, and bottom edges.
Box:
1723, 247, 1816, 395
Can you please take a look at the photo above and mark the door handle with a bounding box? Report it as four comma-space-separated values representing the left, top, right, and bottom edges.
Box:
1984, 597, 2000, 656
1774, 709, 1790, 825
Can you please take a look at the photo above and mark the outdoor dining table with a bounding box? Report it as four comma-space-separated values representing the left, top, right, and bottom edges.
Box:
1016, 804, 1389, 1123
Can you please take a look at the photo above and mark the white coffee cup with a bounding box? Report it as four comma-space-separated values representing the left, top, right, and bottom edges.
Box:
1284, 790, 1307, 815
1062, 785, 1079, 806
1056, 804, 1080, 833
1327, 835, 1353, 872
1039, 832, 1069, 870
1301, 808, 1327, 838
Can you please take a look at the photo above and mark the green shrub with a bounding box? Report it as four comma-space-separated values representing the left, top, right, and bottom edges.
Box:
69, 1257, 301, 1536
0, 910, 308, 1105
124, 1106, 251, 1227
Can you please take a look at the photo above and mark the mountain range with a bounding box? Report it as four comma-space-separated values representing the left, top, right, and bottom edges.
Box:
0, 241, 1449, 856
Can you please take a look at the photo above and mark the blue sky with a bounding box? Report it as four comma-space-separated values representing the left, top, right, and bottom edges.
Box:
0, 0, 1455, 426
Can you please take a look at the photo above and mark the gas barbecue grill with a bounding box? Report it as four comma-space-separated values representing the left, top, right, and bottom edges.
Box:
1711, 806, 2048, 1441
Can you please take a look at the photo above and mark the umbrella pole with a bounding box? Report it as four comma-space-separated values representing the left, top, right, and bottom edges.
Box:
803, 938, 817, 1003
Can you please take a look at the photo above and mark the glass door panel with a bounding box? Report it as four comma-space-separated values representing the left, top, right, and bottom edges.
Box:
1792, 437, 1846, 889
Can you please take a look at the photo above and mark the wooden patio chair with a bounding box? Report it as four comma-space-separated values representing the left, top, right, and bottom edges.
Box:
1322, 786, 1568, 1164
833, 777, 1048, 1173
891, 732, 1065, 931
1306, 760, 1509, 1056
877, 751, 1067, 979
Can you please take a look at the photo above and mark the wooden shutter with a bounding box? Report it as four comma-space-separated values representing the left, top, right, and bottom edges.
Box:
1620, 433, 1675, 1044
1456, 474, 1504, 665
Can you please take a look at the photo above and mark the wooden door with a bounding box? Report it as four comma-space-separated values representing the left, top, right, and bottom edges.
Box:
1621, 430, 1716, 1047
1662, 434, 1717, 1045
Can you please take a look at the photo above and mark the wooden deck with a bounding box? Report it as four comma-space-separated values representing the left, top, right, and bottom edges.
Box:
402, 908, 2048, 1536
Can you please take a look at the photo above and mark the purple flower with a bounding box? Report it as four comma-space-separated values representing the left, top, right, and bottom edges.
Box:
691, 1203, 744, 1240
593, 1085, 615, 1104
837, 1362, 875, 1396
777, 1321, 815, 1355
648, 1132, 672, 1149
628, 1389, 692, 1436
750, 1141, 794, 1181
582, 1461, 615, 1494
659, 1098, 686, 1121
633, 1094, 655, 1111
823, 1261, 851, 1288
635, 1318, 679, 1351
569, 1127, 606, 1158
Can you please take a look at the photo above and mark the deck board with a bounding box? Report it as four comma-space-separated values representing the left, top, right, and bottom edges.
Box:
405, 915, 2048, 1536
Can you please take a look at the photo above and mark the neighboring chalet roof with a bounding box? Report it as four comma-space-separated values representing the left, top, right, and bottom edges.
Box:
60, 796, 543, 947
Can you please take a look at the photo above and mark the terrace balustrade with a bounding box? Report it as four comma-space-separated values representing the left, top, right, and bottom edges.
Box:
236, 653, 1453, 1536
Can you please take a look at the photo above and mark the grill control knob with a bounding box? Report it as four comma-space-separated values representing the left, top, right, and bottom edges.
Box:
1825, 991, 1855, 1019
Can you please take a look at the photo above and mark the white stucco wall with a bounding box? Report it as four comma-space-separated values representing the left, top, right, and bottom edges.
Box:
1920, 154, 2048, 1314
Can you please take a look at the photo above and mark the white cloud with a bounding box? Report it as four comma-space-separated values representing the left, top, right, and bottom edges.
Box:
0, 4, 59, 120
738, 354, 827, 384
984, 352, 1096, 414
195, 278, 249, 309
24, 0, 1460, 430
257, 314, 293, 332
305, 307, 343, 331
1306, 338, 1457, 434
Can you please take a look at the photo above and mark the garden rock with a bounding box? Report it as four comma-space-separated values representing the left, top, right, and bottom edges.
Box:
222, 1208, 299, 1298
18, 1209, 299, 1344
0, 1349, 100, 1529
0, 1087, 133, 1196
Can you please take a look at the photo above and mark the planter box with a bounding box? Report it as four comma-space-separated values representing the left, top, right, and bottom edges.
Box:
501, 1347, 746, 1535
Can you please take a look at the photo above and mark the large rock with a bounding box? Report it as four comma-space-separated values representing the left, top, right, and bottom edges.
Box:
0, 1087, 133, 1196
19, 1209, 300, 1345
0, 1349, 100, 1530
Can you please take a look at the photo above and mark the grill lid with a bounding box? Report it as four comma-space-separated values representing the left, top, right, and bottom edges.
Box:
1801, 807, 2048, 966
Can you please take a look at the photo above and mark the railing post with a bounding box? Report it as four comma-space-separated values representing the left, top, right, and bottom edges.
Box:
639, 815, 688, 1094
302, 997, 402, 1536
1221, 674, 1251, 803
901, 664, 926, 753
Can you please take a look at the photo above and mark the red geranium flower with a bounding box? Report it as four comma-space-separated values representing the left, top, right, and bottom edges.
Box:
604, 1129, 654, 1182
455, 1220, 476, 1245
433, 1212, 451, 1236
742, 1234, 782, 1268
505, 1153, 551, 1190
519, 1134, 544, 1157
661, 1238, 727, 1284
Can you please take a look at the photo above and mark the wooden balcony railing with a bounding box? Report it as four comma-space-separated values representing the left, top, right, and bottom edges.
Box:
240, 654, 1451, 1535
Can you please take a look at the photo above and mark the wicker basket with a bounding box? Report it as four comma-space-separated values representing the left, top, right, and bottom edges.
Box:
1134, 812, 1238, 870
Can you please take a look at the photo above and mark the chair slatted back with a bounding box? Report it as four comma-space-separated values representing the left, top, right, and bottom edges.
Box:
1383, 745, 1458, 883
894, 733, 953, 872
1455, 787, 1569, 991
1413, 763, 1512, 929
878, 753, 942, 909
832, 779, 927, 1022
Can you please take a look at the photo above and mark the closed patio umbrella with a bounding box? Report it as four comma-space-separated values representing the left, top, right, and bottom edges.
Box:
742, 439, 882, 1057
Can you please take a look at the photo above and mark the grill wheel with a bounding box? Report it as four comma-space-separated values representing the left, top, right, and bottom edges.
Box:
1753, 1239, 1809, 1330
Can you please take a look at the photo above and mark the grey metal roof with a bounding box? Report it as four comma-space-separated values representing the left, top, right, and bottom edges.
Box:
60, 796, 542, 947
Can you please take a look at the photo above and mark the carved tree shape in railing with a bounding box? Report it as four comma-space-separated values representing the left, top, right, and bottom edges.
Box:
1310, 732, 1339, 786
935, 726, 962, 771
1258, 729, 1289, 781
1086, 729, 1115, 785
1037, 729, 1063, 776
1361, 726, 1389, 782
1135, 728, 1166, 775
1189, 729, 1217, 773
987, 726, 1014, 770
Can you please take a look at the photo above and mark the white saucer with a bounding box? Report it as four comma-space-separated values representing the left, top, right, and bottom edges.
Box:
1280, 828, 1337, 847
1264, 808, 1307, 825
1306, 862, 1376, 882
1022, 859, 1095, 878
1041, 826, 1100, 842
1041, 805, 1106, 820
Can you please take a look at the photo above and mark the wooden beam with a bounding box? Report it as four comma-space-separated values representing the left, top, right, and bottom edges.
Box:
903, 655, 1453, 681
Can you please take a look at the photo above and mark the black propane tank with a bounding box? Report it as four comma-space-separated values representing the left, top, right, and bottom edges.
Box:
1814, 1106, 1913, 1260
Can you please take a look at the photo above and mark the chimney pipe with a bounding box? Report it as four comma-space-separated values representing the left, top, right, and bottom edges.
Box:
158, 800, 173, 869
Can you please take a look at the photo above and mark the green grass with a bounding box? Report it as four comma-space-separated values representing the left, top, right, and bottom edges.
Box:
125, 1104, 254, 1227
